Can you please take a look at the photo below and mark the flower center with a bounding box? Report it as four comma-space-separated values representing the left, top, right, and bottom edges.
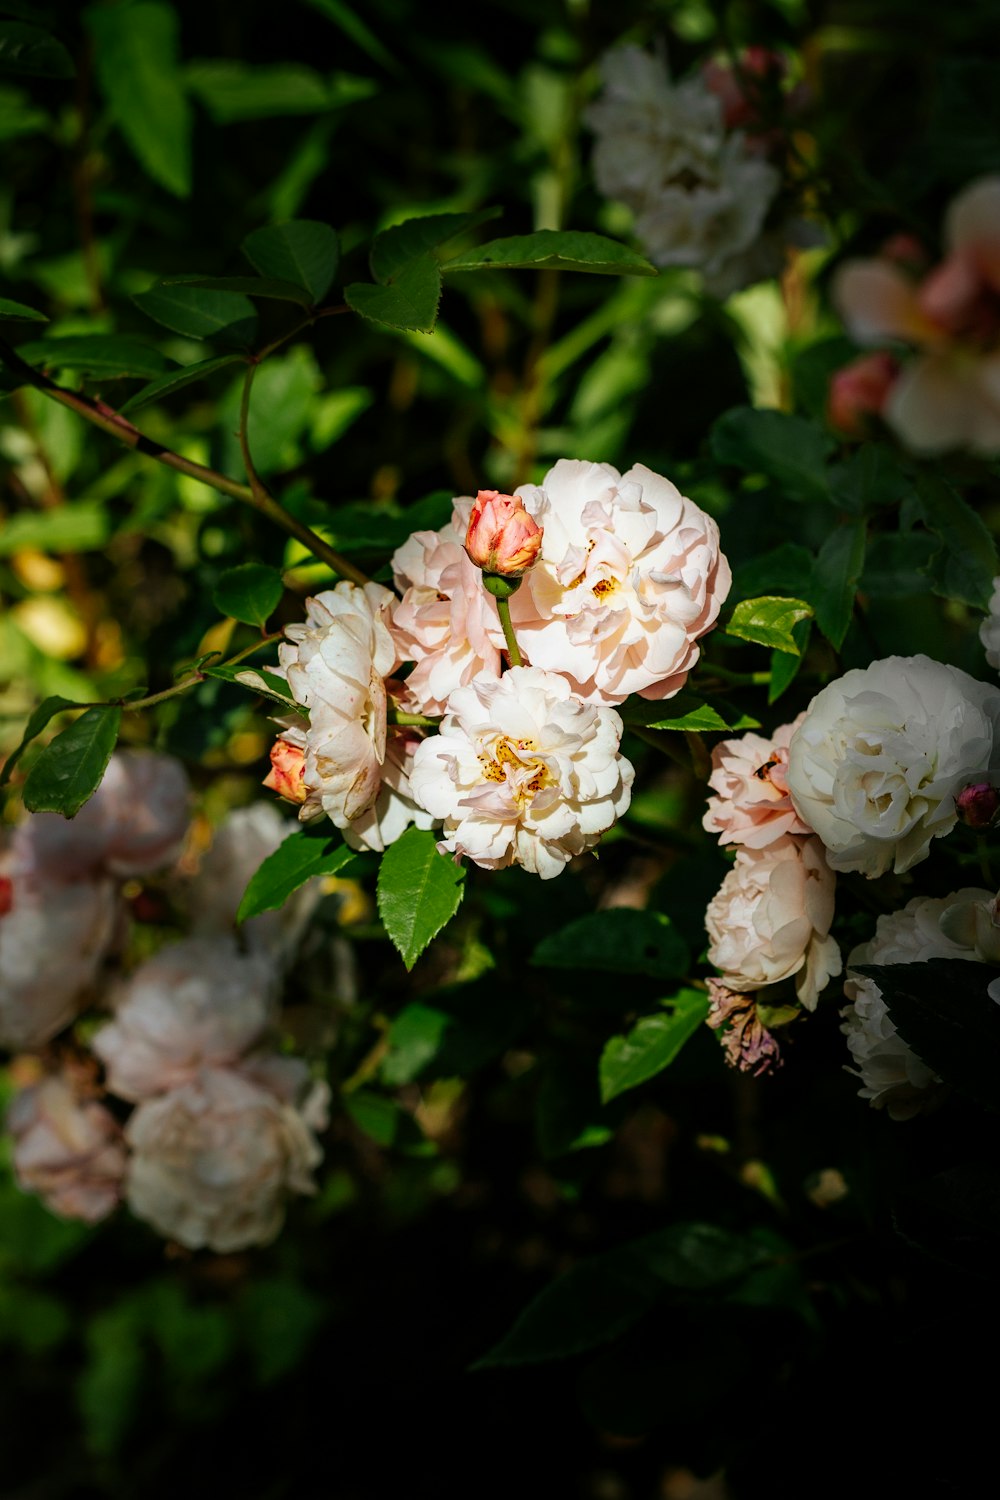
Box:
479, 735, 552, 804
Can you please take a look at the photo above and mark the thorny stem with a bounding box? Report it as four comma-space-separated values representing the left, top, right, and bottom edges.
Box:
0, 336, 369, 587
496, 596, 523, 667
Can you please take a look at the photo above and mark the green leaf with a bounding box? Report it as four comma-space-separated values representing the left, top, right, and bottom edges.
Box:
237, 821, 355, 923
22, 705, 121, 817
343, 1090, 399, 1147
12, 335, 172, 380
0, 20, 74, 79
0, 294, 46, 320
768, 618, 811, 704
860, 532, 937, 599
345, 254, 442, 333
725, 596, 813, 655
303, 0, 399, 72
812, 521, 866, 649
914, 474, 998, 610
622, 692, 760, 735
854, 959, 1000, 1111
711, 407, 833, 504
532, 909, 689, 981
118, 354, 245, 415
202, 662, 298, 710
370, 208, 501, 284
730, 542, 815, 604
828, 443, 913, 516
0, 503, 110, 556
212, 563, 284, 628
242, 220, 339, 303
132, 283, 258, 345
376, 825, 465, 969
0, 695, 84, 789
160, 274, 317, 307
476, 1223, 764, 1367
381, 1003, 453, 1087
599, 989, 710, 1104
86, 2, 190, 196
443, 230, 657, 277
186, 61, 374, 123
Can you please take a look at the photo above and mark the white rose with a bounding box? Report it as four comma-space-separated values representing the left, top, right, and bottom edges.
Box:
342, 729, 436, 854
8, 1070, 126, 1224
124, 1066, 324, 1252
93, 935, 277, 1101
705, 835, 841, 1010
981, 577, 1000, 671
409, 666, 634, 880
786, 654, 1000, 877
509, 459, 731, 705
842, 889, 991, 1119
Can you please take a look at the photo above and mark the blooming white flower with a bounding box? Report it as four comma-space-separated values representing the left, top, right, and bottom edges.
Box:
409, 666, 634, 880
342, 729, 436, 854
585, 45, 781, 295
509, 460, 731, 705
842, 890, 990, 1119
93, 935, 277, 1101
274, 582, 397, 829
0, 859, 118, 1051
981, 577, 1000, 670
786, 655, 1000, 877
12, 750, 191, 881
390, 502, 506, 716
703, 716, 810, 849
705, 835, 841, 1010
124, 1066, 324, 1252
8, 1070, 126, 1224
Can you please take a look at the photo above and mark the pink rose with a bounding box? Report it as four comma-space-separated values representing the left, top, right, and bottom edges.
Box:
8, 1070, 126, 1224
703, 717, 811, 849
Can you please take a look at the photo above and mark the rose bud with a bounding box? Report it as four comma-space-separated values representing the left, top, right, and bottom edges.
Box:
828, 352, 899, 439
464, 490, 542, 593
0, 876, 12, 918
955, 780, 1000, 830
263, 738, 307, 805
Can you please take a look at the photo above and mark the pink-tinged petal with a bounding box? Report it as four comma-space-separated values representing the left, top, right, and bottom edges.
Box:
885, 355, 980, 453
832, 260, 936, 346
917, 254, 984, 333
945, 176, 1000, 288
828, 352, 899, 437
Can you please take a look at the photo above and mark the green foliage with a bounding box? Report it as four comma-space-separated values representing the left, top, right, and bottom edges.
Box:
599, 989, 710, 1103
0, 19, 73, 79
711, 407, 833, 504
212, 563, 284, 628
725, 595, 813, 654
914, 474, 999, 610
242, 220, 339, 303
622, 692, 760, 733
812, 521, 866, 649
237, 821, 355, 921
10, 334, 172, 379
0, 295, 46, 320
86, 1, 190, 196
133, 283, 259, 345
22, 705, 121, 816
377, 826, 465, 969
0, 696, 86, 789
345, 254, 443, 334
119, 354, 246, 415
442, 230, 657, 276
369, 208, 501, 284
532, 909, 690, 981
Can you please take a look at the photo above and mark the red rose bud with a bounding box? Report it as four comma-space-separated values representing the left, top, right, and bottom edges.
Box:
0, 875, 13, 918
263, 738, 308, 805
464, 490, 543, 581
828, 352, 899, 439
955, 780, 1000, 830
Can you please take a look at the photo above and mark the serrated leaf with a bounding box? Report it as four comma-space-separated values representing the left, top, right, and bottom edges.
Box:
376, 825, 465, 969
828, 443, 913, 516
345, 254, 442, 333
203, 664, 298, 711
132, 283, 258, 345
86, 2, 190, 196
622, 692, 760, 735
532, 909, 689, 980
0, 695, 85, 789
812, 521, 866, 649
237, 821, 355, 923
0, 503, 110, 556
119, 354, 245, 415
0, 295, 46, 321
443, 230, 657, 277
854, 959, 1000, 1111
370, 207, 501, 285
599, 989, 709, 1104
711, 407, 832, 504
242, 220, 339, 303
212, 563, 284, 628
22, 706, 121, 817
726, 596, 813, 655
11, 335, 171, 380
160, 274, 316, 307
914, 474, 998, 610
0, 20, 73, 79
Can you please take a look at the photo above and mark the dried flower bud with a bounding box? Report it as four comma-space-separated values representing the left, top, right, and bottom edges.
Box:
955, 780, 1000, 830
263, 738, 307, 805
0, 876, 12, 918
464, 490, 542, 582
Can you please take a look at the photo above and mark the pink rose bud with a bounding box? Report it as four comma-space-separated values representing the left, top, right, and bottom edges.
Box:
955, 780, 1000, 830
263, 739, 307, 805
828, 352, 899, 438
880, 233, 927, 271
0, 876, 12, 918
464, 490, 543, 579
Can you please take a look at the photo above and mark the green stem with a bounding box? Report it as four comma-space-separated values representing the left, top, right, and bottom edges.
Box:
700, 663, 772, 687
114, 632, 283, 712
496, 596, 523, 667
389, 708, 440, 729
0, 336, 369, 587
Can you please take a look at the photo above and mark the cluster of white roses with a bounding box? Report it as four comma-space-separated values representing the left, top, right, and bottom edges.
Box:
585, 44, 808, 297
263, 459, 731, 881
1, 753, 327, 1250
703, 649, 1000, 1113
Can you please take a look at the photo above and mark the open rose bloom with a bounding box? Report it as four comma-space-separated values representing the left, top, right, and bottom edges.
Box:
833, 176, 1000, 453
703, 717, 809, 849
9, 1070, 127, 1224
